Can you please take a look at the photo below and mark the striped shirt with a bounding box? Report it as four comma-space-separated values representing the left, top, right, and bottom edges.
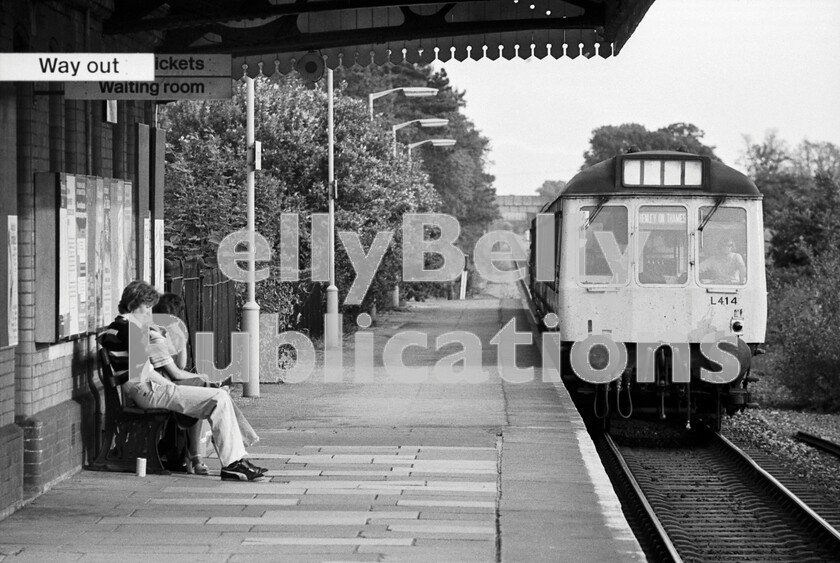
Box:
97, 315, 170, 387
148, 326, 175, 369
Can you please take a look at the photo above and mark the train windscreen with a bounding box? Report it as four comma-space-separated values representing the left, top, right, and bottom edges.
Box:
638, 205, 688, 285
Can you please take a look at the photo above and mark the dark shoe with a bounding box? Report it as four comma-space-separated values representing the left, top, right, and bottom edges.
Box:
242, 458, 267, 475
221, 458, 264, 481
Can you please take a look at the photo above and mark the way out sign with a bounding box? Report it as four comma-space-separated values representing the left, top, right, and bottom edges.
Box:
0, 53, 154, 81
65, 54, 232, 100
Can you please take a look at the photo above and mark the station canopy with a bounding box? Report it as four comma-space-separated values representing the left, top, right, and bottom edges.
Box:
105, 0, 656, 77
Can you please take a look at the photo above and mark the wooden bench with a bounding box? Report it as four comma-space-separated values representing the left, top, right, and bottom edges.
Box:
86, 348, 172, 474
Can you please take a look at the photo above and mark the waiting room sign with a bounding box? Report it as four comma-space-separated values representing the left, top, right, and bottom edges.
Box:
65, 54, 232, 100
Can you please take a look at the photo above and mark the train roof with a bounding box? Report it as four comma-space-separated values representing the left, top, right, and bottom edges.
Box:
542, 151, 761, 211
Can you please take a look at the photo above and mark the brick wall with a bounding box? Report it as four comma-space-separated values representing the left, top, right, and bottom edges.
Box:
1, 0, 159, 518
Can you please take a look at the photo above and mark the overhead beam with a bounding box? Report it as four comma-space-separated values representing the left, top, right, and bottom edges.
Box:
105, 0, 469, 35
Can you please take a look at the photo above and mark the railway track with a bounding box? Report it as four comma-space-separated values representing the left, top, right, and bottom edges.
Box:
594, 423, 840, 563
795, 431, 840, 459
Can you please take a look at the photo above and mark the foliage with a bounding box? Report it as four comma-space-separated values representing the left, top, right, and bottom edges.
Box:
736, 132, 840, 411
535, 179, 566, 204
335, 64, 499, 298
765, 245, 840, 411
160, 76, 440, 328
581, 122, 718, 168
739, 132, 840, 269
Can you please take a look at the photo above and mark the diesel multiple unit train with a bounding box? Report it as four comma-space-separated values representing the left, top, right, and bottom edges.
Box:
528, 150, 767, 430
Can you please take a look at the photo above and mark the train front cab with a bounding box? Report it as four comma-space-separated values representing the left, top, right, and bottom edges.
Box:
530, 152, 767, 430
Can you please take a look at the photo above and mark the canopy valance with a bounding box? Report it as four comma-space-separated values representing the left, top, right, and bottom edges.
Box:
105, 0, 655, 77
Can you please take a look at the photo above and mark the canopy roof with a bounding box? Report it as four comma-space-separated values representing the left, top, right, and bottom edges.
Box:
105, 0, 656, 77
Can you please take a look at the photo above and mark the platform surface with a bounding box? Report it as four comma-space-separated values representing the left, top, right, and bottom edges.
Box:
0, 282, 645, 562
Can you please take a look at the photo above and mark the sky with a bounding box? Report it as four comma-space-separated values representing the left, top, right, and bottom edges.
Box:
435, 0, 840, 196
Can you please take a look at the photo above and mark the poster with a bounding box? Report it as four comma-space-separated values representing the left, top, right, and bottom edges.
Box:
154, 219, 164, 290
112, 178, 124, 316
58, 176, 68, 338
101, 179, 112, 326
7, 215, 17, 347
75, 176, 88, 334
144, 217, 151, 283
66, 174, 78, 337
124, 180, 134, 283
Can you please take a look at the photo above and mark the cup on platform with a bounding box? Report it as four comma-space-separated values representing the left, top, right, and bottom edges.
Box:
136, 457, 147, 477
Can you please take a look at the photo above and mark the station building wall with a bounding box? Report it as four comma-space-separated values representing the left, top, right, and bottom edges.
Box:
1, 0, 163, 518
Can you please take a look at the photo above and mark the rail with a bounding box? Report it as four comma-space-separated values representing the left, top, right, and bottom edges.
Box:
795, 431, 840, 459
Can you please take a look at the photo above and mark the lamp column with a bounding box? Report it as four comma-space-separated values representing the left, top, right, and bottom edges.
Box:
325, 68, 340, 349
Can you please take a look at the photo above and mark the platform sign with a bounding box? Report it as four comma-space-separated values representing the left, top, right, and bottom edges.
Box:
0, 53, 154, 81
65, 54, 232, 100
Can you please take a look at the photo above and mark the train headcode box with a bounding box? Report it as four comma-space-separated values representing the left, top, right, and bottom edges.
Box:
64, 54, 232, 100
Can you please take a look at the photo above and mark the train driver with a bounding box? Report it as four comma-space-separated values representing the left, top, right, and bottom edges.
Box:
699, 239, 746, 284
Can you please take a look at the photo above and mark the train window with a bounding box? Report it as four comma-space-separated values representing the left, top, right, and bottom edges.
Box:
697, 207, 747, 286
643, 160, 660, 184
579, 205, 628, 285
622, 158, 704, 187
684, 161, 703, 185
663, 161, 682, 184
638, 206, 688, 285
624, 160, 642, 185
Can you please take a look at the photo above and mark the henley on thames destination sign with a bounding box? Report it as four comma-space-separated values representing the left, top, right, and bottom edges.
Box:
64, 54, 232, 100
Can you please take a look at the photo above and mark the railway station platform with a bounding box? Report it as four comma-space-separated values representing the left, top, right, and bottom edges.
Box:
0, 282, 645, 562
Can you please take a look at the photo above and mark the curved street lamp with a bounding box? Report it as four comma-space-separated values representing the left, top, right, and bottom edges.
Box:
368, 86, 439, 119
407, 138, 457, 161
392, 118, 449, 156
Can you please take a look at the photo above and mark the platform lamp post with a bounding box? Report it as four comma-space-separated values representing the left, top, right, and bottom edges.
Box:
368, 86, 438, 120
392, 118, 449, 157
407, 138, 457, 161
243, 76, 260, 397
324, 68, 341, 350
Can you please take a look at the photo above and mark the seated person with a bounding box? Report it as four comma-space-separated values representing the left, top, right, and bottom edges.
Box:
98, 280, 266, 481
151, 293, 259, 476
699, 239, 746, 284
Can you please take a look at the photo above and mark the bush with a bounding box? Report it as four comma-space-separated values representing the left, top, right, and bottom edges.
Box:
766, 247, 840, 411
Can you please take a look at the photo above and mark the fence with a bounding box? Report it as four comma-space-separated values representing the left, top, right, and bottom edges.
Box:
164, 258, 237, 371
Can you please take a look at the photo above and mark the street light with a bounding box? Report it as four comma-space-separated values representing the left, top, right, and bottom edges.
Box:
407, 138, 457, 160
392, 118, 449, 156
368, 87, 438, 119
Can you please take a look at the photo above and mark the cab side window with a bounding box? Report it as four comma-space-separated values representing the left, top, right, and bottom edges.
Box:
697, 207, 747, 286
579, 206, 628, 285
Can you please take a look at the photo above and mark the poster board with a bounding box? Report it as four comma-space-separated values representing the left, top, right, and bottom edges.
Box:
35, 172, 156, 342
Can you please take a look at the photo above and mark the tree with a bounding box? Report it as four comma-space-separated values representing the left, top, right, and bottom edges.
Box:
161, 76, 440, 327
336, 64, 499, 253
582, 122, 718, 168
535, 180, 566, 204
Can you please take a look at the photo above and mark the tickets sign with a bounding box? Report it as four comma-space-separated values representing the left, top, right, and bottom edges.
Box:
65, 54, 232, 100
